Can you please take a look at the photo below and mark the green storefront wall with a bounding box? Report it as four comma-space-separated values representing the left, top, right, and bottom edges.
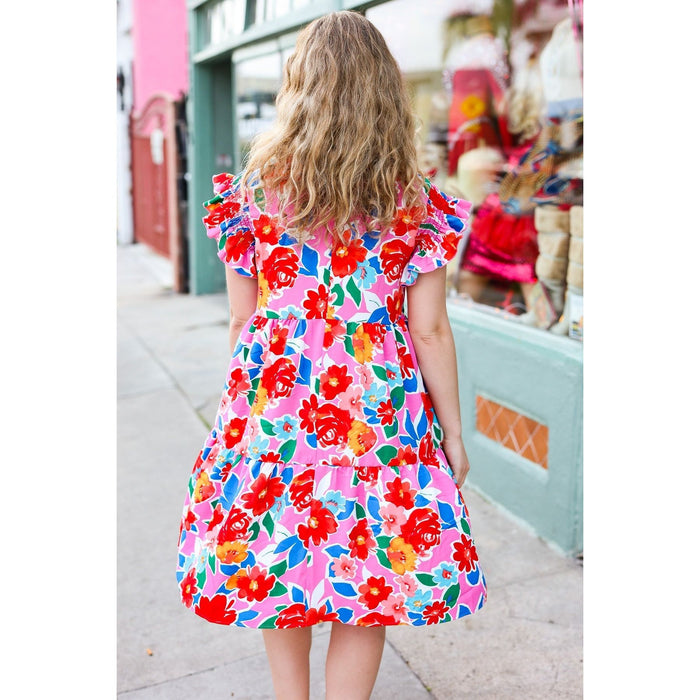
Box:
186, 0, 583, 556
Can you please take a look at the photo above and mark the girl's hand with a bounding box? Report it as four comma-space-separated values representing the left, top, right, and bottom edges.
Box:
442, 435, 470, 488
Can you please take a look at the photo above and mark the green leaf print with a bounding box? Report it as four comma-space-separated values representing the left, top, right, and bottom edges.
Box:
323, 266, 331, 287
376, 445, 398, 464
269, 559, 288, 578
269, 581, 288, 597
460, 517, 471, 536
196, 568, 207, 590
376, 535, 392, 549
346, 276, 362, 306
416, 573, 437, 587
262, 512, 275, 537
390, 386, 405, 411
354, 503, 367, 520
331, 283, 345, 306
419, 221, 440, 235
208, 553, 217, 574
279, 439, 297, 462
260, 419, 276, 436
344, 334, 356, 358
248, 521, 261, 541
376, 548, 391, 569
382, 421, 399, 439
443, 583, 460, 607
373, 365, 388, 382
218, 235, 227, 251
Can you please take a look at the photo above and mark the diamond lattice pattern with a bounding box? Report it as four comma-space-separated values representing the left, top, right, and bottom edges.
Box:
475, 395, 549, 469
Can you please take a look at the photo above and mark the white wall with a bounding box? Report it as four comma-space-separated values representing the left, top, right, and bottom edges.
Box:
117, 0, 134, 245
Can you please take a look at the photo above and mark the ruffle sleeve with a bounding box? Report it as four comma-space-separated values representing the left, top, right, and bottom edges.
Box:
400, 179, 472, 287
202, 172, 257, 278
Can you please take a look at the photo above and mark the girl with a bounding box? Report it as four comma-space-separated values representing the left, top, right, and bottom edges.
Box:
177, 11, 486, 700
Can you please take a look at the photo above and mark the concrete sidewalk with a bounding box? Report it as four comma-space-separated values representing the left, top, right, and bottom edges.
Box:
117, 243, 582, 699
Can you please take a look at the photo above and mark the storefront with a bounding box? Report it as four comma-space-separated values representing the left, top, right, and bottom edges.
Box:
187, 0, 583, 554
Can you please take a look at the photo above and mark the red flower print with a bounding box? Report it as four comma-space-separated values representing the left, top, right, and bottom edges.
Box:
441, 230, 459, 260
320, 365, 353, 400
414, 229, 438, 254
299, 395, 321, 434
388, 445, 418, 467
365, 323, 386, 346
377, 400, 396, 426
331, 238, 367, 277
206, 503, 225, 532
385, 477, 417, 510
195, 594, 238, 624
386, 289, 404, 323
223, 229, 255, 266
258, 451, 282, 462
240, 473, 286, 516
269, 326, 289, 355
275, 603, 340, 628
356, 611, 398, 626
217, 506, 252, 543
261, 247, 300, 290
227, 367, 252, 399
400, 508, 442, 554
251, 314, 267, 330
422, 600, 450, 625
203, 198, 241, 227
392, 206, 424, 236
453, 533, 479, 573
397, 345, 415, 379
180, 569, 198, 607
212, 172, 234, 192
297, 498, 338, 547
234, 565, 276, 602
182, 508, 197, 532
302, 284, 332, 318
323, 319, 345, 349
222, 417, 248, 449
348, 519, 376, 560
419, 433, 439, 466
260, 357, 297, 400
315, 404, 353, 447
289, 469, 315, 511
253, 213, 281, 243
379, 239, 413, 282
427, 185, 455, 217
356, 465, 380, 485
358, 575, 392, 610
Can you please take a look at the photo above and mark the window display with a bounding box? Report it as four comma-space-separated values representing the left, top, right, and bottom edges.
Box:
367, 0, 583, 339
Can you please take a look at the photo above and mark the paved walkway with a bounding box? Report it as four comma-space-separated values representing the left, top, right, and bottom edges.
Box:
117, 243, 582, 699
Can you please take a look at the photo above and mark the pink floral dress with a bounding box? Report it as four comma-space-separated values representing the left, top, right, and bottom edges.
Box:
176, 171, 487, 628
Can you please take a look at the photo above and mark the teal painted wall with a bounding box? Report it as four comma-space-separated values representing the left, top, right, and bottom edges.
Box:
447, 303, 583, 555
188, 60, 233, 295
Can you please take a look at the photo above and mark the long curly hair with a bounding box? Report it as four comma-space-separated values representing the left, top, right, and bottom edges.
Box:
242, 10, 426, 243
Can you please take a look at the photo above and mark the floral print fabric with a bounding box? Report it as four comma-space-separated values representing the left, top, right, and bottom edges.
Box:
176, 171, 487, 627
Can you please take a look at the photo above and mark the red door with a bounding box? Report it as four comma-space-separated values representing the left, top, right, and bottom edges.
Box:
130, 93, 185, 290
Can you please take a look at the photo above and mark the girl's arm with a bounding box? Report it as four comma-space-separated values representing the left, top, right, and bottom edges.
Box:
406, 266, 470, 487
225, 268, 259, 354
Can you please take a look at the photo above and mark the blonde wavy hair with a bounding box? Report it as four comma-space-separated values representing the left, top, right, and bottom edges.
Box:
242, 10, 426, 243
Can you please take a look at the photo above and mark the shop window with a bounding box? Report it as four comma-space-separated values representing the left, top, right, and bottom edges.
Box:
251, 0, 314, 25
236, 50, 289, 166
367, 0, 583, 340
202, 0, 247, 47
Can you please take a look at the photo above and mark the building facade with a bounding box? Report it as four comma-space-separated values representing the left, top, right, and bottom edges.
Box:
185, 0, 583, 554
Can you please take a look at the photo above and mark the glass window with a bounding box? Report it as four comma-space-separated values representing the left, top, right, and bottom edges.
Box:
367, 0, 583, 338
202, 0, 247, 48
235, 50, 287, 166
